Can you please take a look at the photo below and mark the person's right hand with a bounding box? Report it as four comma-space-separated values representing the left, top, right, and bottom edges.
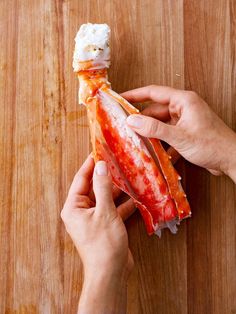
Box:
123, 85, 236, 181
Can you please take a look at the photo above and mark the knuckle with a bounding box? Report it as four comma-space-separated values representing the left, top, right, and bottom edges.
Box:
95, 176, 112, 190
148, 84, 157, 90
96, 194, 114, 208
184, 91, 199, 102
169, 101, 177, 112
70, 194, 93, 208
60, 208, 67, 221
147, 119, 161, 136
73, 171, 81, 182
77, 195, 89, 203
79, 199, 92, 208
148, 85, 158, 99
96, 205, 117, 220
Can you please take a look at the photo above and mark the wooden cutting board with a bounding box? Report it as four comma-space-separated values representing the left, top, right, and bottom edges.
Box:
0, 1, 235, 313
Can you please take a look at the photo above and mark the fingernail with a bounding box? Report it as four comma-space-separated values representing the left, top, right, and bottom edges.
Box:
127, 115, 143, 128
96, 161, 108, 176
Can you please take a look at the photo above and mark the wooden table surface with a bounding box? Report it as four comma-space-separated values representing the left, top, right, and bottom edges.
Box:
1, 1, 236, 313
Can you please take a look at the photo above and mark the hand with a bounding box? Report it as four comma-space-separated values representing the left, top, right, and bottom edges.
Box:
61, 155, 135, 313
123, 85, 236, 181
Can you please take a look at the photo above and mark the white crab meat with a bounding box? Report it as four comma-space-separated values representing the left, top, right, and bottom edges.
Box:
73, 23, 110, 71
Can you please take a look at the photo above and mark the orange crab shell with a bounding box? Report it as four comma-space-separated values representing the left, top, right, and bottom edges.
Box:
77, 70, 191, 235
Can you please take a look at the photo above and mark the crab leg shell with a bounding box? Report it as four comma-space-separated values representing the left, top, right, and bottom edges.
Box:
86, 94, 174, 234
93, 90, 179, 232
149, 139, 191, 219
100, 87, 191, 220
100, 86, 139, 114
96, 132, 158, 235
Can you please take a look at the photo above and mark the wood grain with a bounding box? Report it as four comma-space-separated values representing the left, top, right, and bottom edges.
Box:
184, 1, 236, 313
0, 0, 235, 313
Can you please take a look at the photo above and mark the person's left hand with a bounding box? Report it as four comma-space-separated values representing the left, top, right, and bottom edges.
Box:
61, 155, 135, 280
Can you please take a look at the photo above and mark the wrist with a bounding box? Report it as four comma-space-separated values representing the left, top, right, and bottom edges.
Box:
225, 157, 236, 183
220, 131, 236, 183
78, 270, 128, 314
84, 262, 131, 282
84, 270, 128, 292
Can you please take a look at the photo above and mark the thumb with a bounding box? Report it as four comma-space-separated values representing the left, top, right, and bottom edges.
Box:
127, 114, 179, 146
93, 161, 116, 214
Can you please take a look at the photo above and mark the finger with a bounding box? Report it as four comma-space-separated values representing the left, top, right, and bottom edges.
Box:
142, 103, 170, 122
167, 146, 181, 165
61, 194, 95, 222
93, 161, 116, 215
117, 198, 136, 221
127, 114, 181, 146
88, 183, 95, 201
88, 183, 122, 202
121, 85, 179, 104
68, 155, 94, 197
77, 199, 95, 209
68, 195, 95, 209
